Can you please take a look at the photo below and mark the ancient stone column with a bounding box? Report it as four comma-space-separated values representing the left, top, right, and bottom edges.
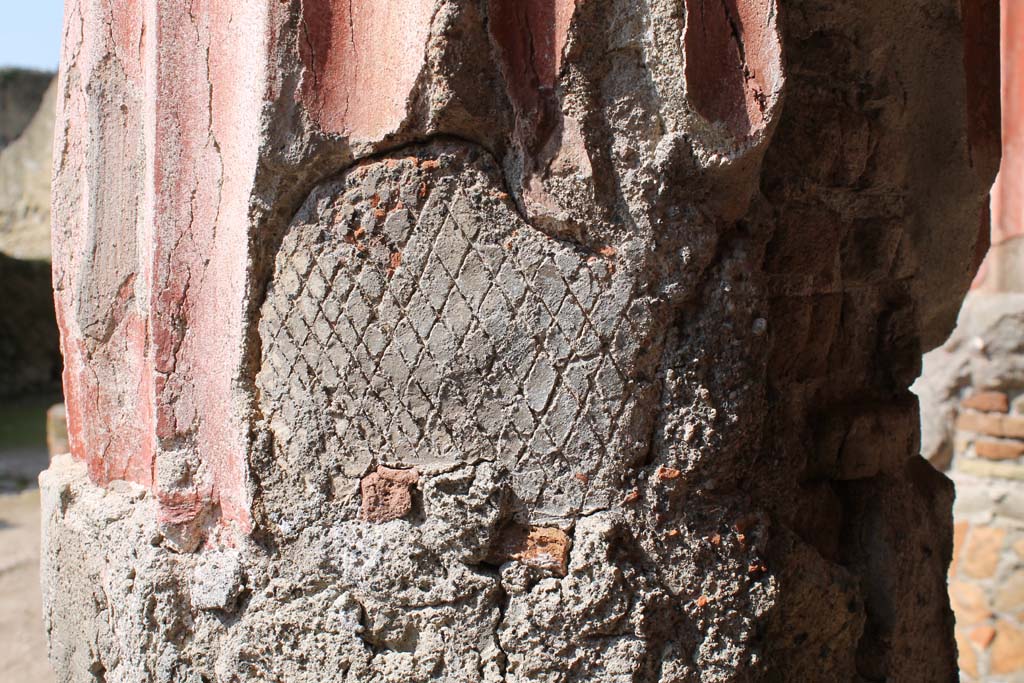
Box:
43, 1, 998, 681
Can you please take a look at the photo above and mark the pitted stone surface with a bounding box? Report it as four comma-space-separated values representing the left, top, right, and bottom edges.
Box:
257, 146, 663, 526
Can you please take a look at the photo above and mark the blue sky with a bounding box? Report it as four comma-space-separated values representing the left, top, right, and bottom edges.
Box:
0, 3, 64, 72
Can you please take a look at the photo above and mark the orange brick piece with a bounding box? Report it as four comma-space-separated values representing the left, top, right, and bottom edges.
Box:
991, 620, 1024, 675
487, 525, 571, 576
962, 526, 1007, 579
657, 466, 682, 480
970, 625, 996, 649
360, 466, 420, 523
975, 439, 1024, 461
956, 628, 980, 679
994, 573, 1024, 612
954, 626, 978, 679
957, 411, 1024, 438
950, 580, 993, 624
961, 390, 1010, 413
951, 521, 969, 575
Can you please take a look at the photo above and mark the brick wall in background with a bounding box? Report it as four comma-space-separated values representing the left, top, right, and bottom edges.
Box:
948, 389, 1024, 681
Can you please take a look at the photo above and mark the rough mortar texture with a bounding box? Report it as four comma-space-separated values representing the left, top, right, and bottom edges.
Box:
44, 0, 998, 681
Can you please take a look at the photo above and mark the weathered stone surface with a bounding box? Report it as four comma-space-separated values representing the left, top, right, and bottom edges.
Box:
947, 470, 1024, 681
43, 0, 997, 681
951, 579, 994, 624
0, 74, 55, 261
994, 573, 1024, 612
956, 627, 980, 679
970, 623, 996, 649
0, 69, 51, 149
958, 410, 1024, 438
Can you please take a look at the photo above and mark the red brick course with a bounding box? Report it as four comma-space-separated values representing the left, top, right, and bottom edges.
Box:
961, 390, 1010, 413
957, 410, 1024, 438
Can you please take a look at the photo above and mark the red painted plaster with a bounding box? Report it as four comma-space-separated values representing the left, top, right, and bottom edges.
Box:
147, 0, 266, 530
487, 0, 577, 148
975, 0, 1015, 290
298, 0, 434, 140
105, 0, 145, 87
53, 0, 154, 490
991, 0, 1022, 247
683, 0, 782, 138
55, 0, 267, 533
55, 0, 438, 539
489, 0, 575, 118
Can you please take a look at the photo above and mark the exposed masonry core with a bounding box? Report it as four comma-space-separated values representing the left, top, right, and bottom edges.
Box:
257, 147, 666, 528
42, 0, 999, 681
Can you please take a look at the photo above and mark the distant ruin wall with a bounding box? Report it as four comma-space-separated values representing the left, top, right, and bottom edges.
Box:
0, 69, 51, 149
0, 70, 59, 397
0, 76, 56, 261
43, 1, 998, 681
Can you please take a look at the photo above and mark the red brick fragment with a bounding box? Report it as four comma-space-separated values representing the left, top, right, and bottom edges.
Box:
656, 466, 682, 480
360, 466, 419, 523
487, 525, 571, 576
387, 251, 403, 277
